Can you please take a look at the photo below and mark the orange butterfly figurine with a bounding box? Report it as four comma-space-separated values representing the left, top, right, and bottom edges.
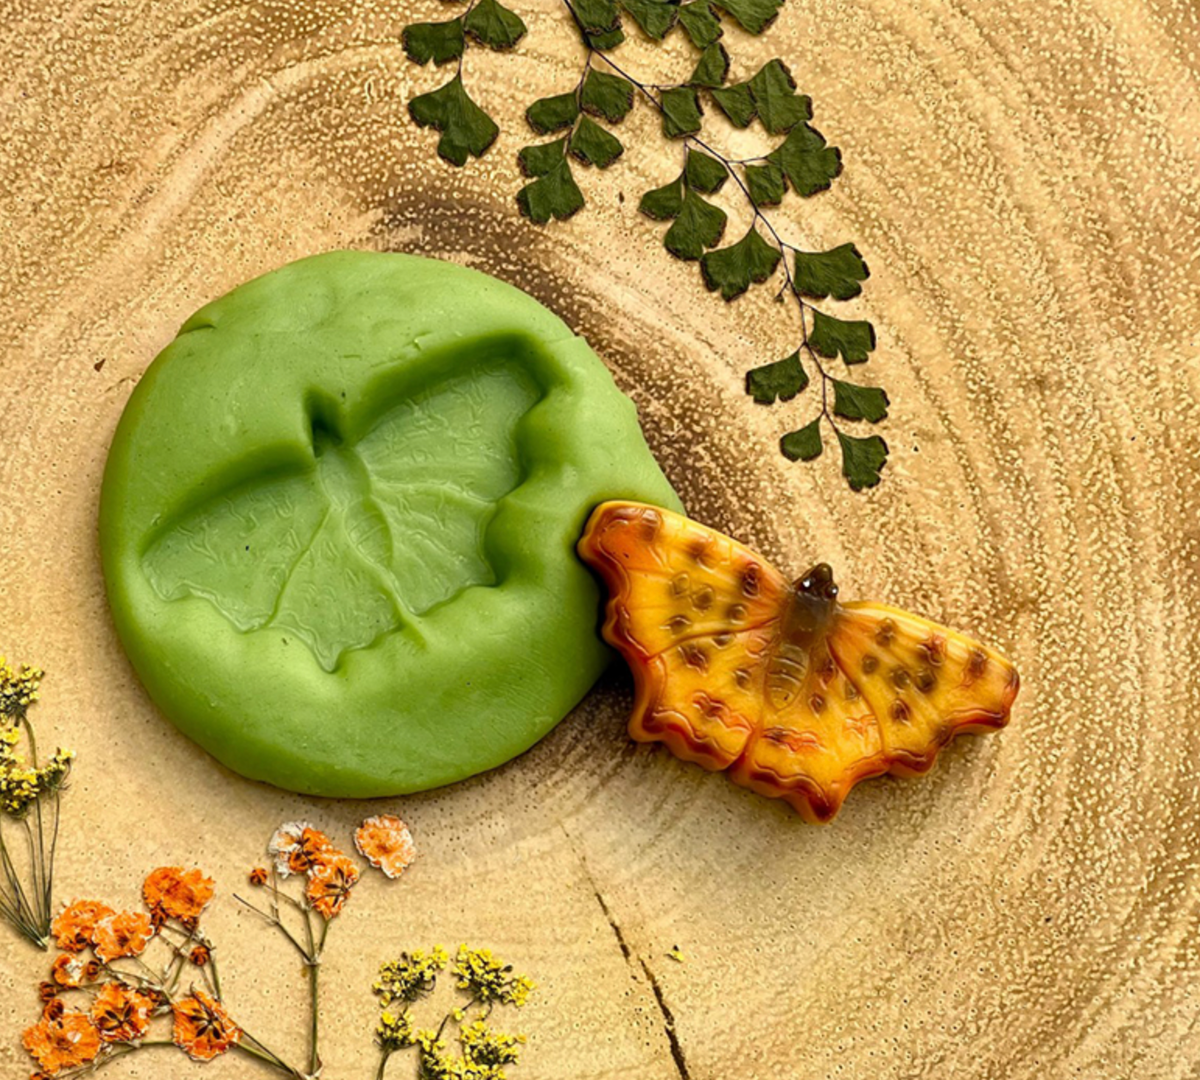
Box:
577, 501, 1020, 823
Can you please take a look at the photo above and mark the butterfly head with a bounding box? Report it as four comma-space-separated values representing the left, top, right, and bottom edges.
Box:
786, 563, 840, 642
797, 563, 838, 602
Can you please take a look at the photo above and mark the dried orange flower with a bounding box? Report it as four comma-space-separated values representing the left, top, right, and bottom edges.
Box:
38, 982, 59, 1003
354, 815, 416, 880
142, 866, 214, 924
249, 867, 269, 887
22, 1010, 102, 1075
91, 982, 154, 1044
92, 911, 154, 963
269, 821, 336, 878
306, 853, 359, 919
190, 943, 211, 966
172, 990, 241, 1061
50, 900, 114, 953
50, 955, 90, 989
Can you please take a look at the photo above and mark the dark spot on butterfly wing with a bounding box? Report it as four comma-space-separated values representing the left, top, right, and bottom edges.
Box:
861, 654, 879, 675
964, 648, 988, 685
890, 699, 911, 723
638, 509, 661, 541
692, 691, 726, 721
679, 643, 708, 673
687, 537, 713, 567
691, 586, 715, 612
740, 564, 761, 598
919, 635, 946, 667
875, 619, 896, 648
670, 572, 690, 598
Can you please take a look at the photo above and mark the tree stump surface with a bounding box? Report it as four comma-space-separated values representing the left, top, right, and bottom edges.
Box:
1, 1, 1198, 1077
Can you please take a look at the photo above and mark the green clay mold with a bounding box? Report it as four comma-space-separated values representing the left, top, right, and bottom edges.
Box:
100, 251, 681, 796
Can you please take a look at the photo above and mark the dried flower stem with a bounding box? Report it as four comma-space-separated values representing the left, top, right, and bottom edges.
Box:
53, 1040, 173, 1079
239, 1030, 306, 1077
234, 871, 330, 1078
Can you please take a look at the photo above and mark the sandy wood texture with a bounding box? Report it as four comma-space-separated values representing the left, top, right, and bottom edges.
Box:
2, 1, 1199, 1077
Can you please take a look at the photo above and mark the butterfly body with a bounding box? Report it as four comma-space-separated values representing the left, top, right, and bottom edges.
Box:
578, 501, 1019, 823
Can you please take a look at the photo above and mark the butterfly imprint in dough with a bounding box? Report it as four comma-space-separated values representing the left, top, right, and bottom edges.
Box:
141, 363, 539, 672
578, 501, 1020, 822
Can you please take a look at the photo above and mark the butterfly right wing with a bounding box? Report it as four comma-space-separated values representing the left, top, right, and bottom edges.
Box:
578, 502, 788, 770
733, 601, 1018, 820
827, 602, 1020, 775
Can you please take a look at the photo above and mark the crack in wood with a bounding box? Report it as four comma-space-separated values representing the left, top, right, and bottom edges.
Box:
562, 823, 691, 1080
592, 885, 633, 963
639, 957, 692, 1080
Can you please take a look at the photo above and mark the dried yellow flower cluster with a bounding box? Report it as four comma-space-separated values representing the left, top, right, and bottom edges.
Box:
459, 1021, 525, 1069
453, 946, 535, 1008
376, 1009, 417, 1052
1, 753, 74, 814
0, 758, 38, 816
373, 944, 533, 1080
408, 1025, 523, 1080
0, 657, 73, 806
0, 658, 43, 719
374, 945, 449, 1006
0, 658, 73, 947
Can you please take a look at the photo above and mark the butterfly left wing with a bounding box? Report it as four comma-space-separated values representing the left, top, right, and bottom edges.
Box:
578, 501, 789, 661
579, 502, 789, 770
627, 623, 779, 771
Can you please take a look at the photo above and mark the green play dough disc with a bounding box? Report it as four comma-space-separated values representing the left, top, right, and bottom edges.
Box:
100, 251, 681, 796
